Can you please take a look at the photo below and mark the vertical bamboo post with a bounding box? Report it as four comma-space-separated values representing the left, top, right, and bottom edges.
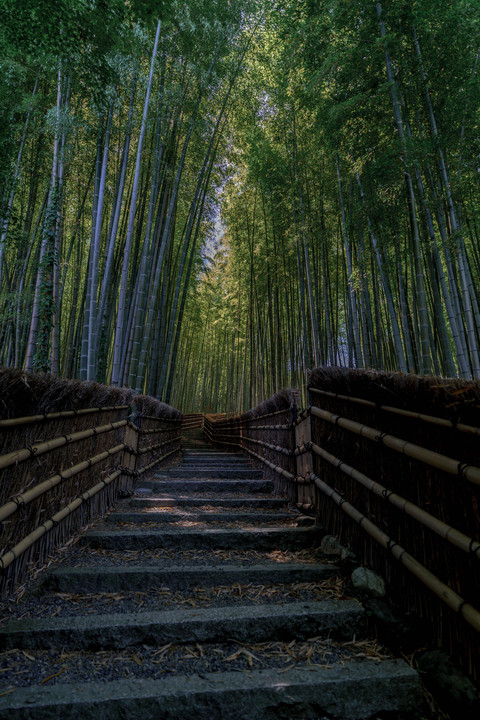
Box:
295, 414, 313, 508
289, 389, 301, 505
121, 408, 139, 494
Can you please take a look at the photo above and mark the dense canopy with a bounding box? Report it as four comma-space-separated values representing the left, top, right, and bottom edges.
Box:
1, 0, 480, 411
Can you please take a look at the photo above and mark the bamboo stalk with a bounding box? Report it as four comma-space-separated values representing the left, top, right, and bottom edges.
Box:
0, 420, 127, 471
311, 471, 480, 633
0, 443, 125, 522
309, 387, 480, 436
310, 405, 480, 486
0, 469, 123, 571
0, 406, 129, 429
311, 443, 480, 557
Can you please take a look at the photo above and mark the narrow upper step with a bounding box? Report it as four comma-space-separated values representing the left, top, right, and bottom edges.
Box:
140, 479, 273, 493
105, 511, 294, 523
129, 496, 289, 509
154, 468, 264, 479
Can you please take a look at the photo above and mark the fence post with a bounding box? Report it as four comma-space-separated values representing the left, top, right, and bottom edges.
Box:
291, 387, 313, 512
121, 408, 139, 494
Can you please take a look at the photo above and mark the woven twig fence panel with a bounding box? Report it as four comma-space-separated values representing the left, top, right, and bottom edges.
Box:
0, 369, 182, 596
308, 367, 480, 681
205, 390, 297, 500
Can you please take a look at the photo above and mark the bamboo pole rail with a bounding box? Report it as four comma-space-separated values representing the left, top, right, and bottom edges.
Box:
139, 414, 182, 422
0, 469, 123, 571
139, 426, 180, 436
137, 447, 180, 476
241, 435, 294, 456
311, 471, 480, 634
311, 442, 480, 558
0, 420, 128, 471
242, 446, 296, 482
137, 436, 183, 455
245, 423, 292, 431
0, 405, 130, 429
0, 443, 126, 522
309, 386, 480, 437
310, 405, 480, 486
212, 408, 292, 427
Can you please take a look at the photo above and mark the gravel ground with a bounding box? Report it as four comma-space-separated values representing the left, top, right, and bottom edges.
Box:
0, 636, 391, 691
124, 504, 295, 515
136, 491, 278, 499
98, 519, 298, 530
41, 545, 334, 568
0, 577, 346, 622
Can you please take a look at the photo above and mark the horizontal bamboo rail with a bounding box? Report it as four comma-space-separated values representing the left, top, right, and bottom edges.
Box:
243, 445, 296, 482
0, 420, 127, 471
212, 408, 291, 428
0, 405, 130, 429
246, 423, 292, 430
311, 471, 480, 634
0, 443, 126, 522
309, 387, 480, 437
137, 447, 180, 476
137, 436, 183, 456
310, 405, 480, 486
139, 426, 179, 436
241, 435, 294, 456
311, 442, 480, 558
0, 469, 123, 571
139, 414, 182, 423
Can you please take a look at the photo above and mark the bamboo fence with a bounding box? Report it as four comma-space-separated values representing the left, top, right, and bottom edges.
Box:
0, 369, 182, 596
206, 370, 480, 681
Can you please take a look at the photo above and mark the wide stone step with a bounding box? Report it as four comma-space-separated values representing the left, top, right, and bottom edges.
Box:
0, 599, 364, 651
140, 479, 273, 493
155, 468, 264, 479
106, 511, 294, 524
130, 496, 288, 509
0, 659, 423, 720
46, 562, 338, 593
81, 527, 323, 550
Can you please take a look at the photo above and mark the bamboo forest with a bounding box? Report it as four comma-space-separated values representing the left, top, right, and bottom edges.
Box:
1, 0, 480, 412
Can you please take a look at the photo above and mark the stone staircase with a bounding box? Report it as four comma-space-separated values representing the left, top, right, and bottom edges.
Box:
0, 440, 425, 718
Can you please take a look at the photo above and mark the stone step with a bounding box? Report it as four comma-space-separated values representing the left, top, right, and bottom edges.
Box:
81, 526, 323, 551
181, 451, 240, 458
0, 659, 423, 720
155, 468, 264, 479
129, 496, 288, 509
178, 464, 252, 470
0, 599, 364, 651
179, 455, 248, 462
106, 511, 294, 524
140, 479, 273, 494
46, 562, 338, 593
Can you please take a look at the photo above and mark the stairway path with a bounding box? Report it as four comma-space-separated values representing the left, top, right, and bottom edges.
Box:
0, 440, 425, 719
